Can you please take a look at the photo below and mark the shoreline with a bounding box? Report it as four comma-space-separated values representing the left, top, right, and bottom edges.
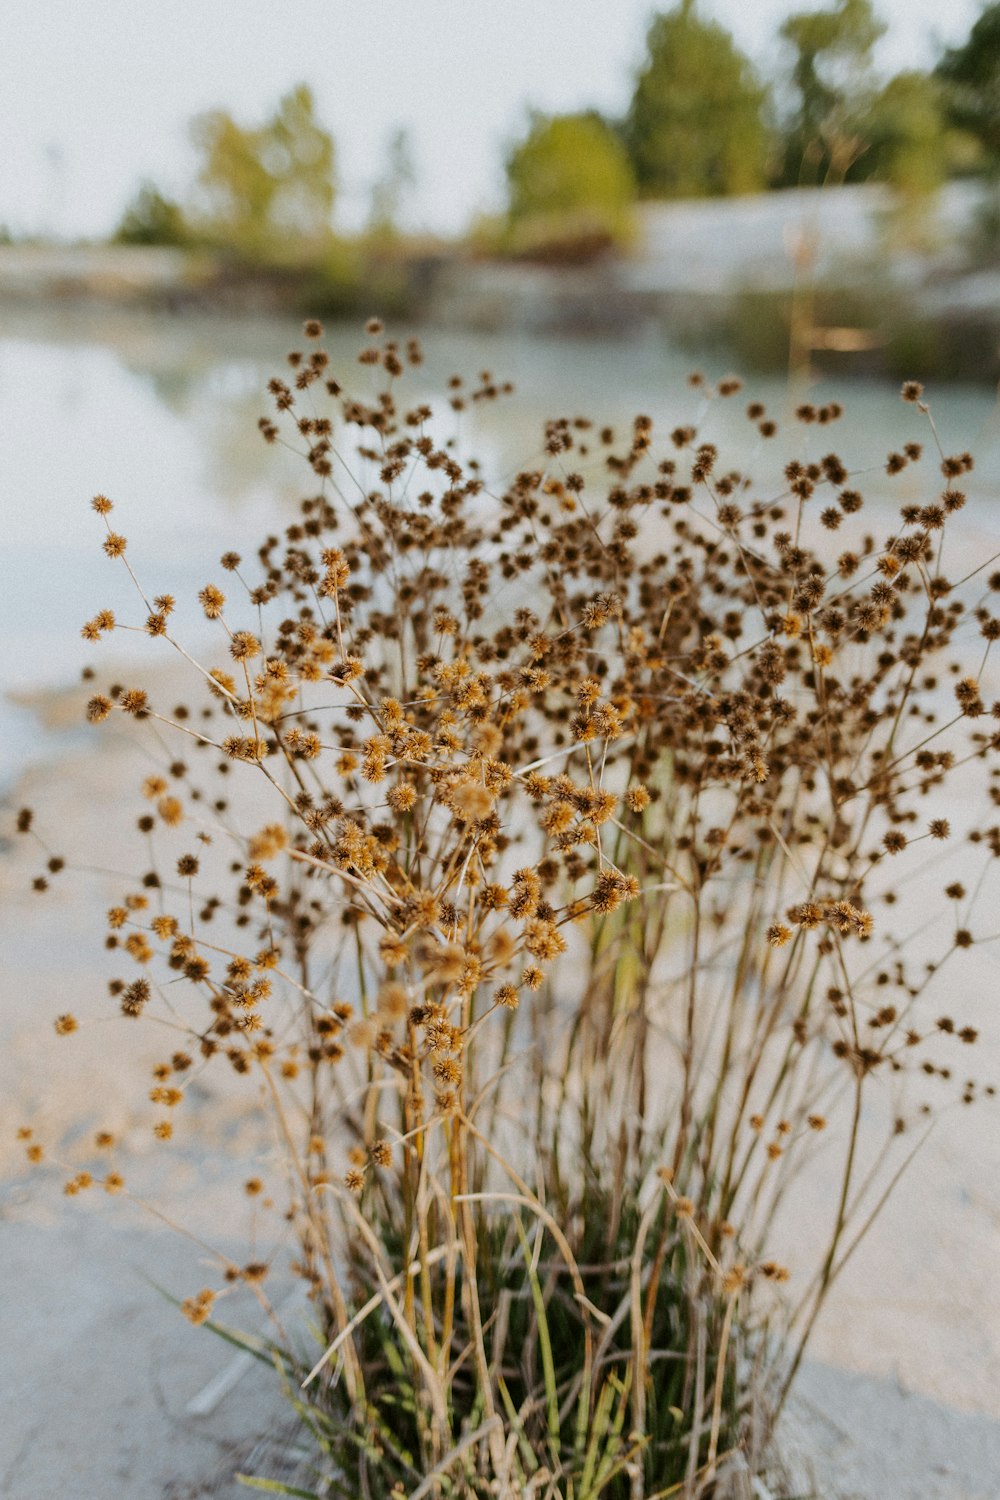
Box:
6, 201, 1000, 382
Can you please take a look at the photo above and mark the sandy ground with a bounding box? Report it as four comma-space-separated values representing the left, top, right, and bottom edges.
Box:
3, 691, 1000, 1499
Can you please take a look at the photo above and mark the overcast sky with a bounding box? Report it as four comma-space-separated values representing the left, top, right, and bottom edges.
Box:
0, 0, 983, 240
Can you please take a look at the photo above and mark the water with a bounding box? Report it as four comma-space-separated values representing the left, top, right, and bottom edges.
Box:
4, 301, 1000, 787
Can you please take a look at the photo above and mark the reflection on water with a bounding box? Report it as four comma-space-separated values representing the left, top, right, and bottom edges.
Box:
3, 301, 1000, 783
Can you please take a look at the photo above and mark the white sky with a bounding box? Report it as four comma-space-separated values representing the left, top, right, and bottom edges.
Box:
0, 0, 982, 240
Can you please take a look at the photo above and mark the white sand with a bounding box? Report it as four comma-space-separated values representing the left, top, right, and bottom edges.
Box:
3, 696, 1000, 1498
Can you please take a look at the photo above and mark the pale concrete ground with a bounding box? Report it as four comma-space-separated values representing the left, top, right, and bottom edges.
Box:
0, 1208, 294, 1499
782, 1364, 1000, 1500
0, 690, 302, 1499
3, 693, 1000, 1498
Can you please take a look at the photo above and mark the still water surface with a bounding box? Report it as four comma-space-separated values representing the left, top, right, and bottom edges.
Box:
4, 303, 1000, 782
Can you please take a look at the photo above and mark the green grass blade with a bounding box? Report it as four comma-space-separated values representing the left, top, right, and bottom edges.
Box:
236, 1476, 321, 1498
498, 1374, 540, 1475
578, 1375, 617, 1498
514, 1215, 560, 1453
587, 1376, 634, 1495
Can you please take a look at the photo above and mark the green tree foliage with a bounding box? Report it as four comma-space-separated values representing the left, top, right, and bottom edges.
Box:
622, 1, 771, 199
864, 72, 949, 197
936, 4, 1000, 166
504, 111, 636, 255
113, 181, 189, 247
778, 0, 886, 183
190, 84, 335, 261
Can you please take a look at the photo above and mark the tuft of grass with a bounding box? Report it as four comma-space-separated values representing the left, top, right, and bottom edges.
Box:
20, 321, 998, 1496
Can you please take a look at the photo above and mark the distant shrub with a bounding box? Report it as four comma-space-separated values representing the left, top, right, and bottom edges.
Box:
113, 181, 190, 248
503, 112, 636, 260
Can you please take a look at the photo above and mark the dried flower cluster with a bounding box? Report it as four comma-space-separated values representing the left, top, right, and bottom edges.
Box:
21, 325, 999, 1496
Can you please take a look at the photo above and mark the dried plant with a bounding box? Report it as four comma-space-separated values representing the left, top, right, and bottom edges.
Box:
20, 328, 999, 1498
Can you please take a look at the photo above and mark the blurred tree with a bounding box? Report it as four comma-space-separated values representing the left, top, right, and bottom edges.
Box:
864, 72, 948, 197
504, 111, 635, 256
778, 0, 886, 184
264, 84, 336, 239
936, 5, 1000, 166
190, 84, 335, 260
190, 111, 276, 255
113, 181, 189, 246
367, 127, 417, 243
622, 1, 772, 199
